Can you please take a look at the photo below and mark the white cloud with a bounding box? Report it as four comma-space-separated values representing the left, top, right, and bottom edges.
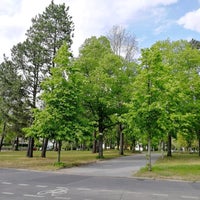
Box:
69, 0, 179, 55
178, 8, 200, 33
0, 0, 178, 61
0, 0, 54, 60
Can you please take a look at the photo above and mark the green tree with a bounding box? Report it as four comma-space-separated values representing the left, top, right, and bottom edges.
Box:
25, 43, 84, 161
152, 40, 200, 156
12, 0, 74, 157
107, 25, 138, 155
127, 39, 200, 167
26, 0, 74, 70
0, 56, 30, 151
76, 36, 127, 158
127, 46, 166, 170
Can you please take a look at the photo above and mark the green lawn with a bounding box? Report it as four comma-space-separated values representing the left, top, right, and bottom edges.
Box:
1, 150, 200, 181
0, 149, 132, 171
135, 153, 200, 181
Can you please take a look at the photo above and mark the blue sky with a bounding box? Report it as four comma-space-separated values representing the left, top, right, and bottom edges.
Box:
0, 0, 200, 61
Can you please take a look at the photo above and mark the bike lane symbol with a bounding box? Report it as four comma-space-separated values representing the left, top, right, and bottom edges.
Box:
37, 187, 69, 197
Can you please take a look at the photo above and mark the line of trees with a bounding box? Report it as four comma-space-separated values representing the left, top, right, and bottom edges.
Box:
1, 1, 200, 167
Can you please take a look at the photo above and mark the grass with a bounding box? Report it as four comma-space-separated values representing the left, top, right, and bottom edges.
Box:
135, 153, 200, 181
1, 150, 200, 181
0, 149, 132, 171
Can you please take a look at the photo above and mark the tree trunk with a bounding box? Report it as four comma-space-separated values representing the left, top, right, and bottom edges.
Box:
57, 140, 62, 163
41, 138, 48, 158
14, 137, 19, 151
98, 118, 104, 158
0, 122, 6, 151
54, 141, 58, 151
161, 140, 164, 159
92, 131, 97, 153
26, 137, 34, 157
116, 130, 120, 150
98, 133, 103, 158
167, 133, 172, 157
131, 138, 136, 152
147, 132, 152, 171
198, 130, 200, 157
119, 124, 124, 155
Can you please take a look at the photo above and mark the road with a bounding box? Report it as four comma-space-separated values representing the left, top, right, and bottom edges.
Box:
0, 153, 200, 200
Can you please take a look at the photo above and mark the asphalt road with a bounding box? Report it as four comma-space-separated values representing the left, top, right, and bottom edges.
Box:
58, 152, 160, 177
0, 153, 200, 200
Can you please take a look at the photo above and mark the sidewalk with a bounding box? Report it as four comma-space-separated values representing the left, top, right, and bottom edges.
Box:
58, 153, 161, 178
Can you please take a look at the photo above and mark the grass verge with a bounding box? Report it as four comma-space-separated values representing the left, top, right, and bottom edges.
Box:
135, 153, 200, 182
0, 150, 132, 171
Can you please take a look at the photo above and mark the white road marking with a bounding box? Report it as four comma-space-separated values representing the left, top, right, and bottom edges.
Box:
18, 183, 29, 186
37, 187, 69, 197
77, 188, 92, 191
2, 182, 12, 184
36, 185, 48, 188
54, 197, 71, 200
24, 194, 45, 198
126, 191, 142, 195
152, 193, 168, 197
2, 192, 14, 195
181, 196, 199, 199
98, 189, 112, 192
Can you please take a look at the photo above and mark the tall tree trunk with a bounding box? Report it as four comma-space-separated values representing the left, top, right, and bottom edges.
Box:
41, 138, 48, 158
131, 138, 136, 152
0, 122, 6, 151
98, 133, 103, 158
57, 140, 62, 163
119, 124, 124, 155
54, 141, 59, 151
198, 130, 200, 157
14, 137, 19, 151
92, 131, 97, 153
147, 132, 152, 171
26, 137, 34, 157
98, 117, 104, 158
161, 140, 164, 159
167, 133, 172, 157
116, 130, 120, 150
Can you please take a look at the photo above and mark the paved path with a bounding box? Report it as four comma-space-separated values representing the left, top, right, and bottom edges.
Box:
58, 152, 161, 178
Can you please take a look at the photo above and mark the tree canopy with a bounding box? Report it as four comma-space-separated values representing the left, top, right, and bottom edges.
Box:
1, 1, 200, 167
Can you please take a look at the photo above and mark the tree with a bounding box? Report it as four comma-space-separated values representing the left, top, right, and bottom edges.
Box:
0, 56, 30, 151
128, 46, 167, 170
26, 0, 74, 70
76, 36, 127, 158
107, 25, 138, 155
127, 39, 200, 169
12, 0, 74, 157
152, 40, 200, 156
107, 25, 137, 62
25, 43, 84, 162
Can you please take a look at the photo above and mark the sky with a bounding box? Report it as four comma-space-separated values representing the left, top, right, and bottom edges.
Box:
1, 0, 200, 62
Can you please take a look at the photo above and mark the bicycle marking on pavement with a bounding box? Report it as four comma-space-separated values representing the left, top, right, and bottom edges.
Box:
37, 186, 69, 197
0, 179, 199, 200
